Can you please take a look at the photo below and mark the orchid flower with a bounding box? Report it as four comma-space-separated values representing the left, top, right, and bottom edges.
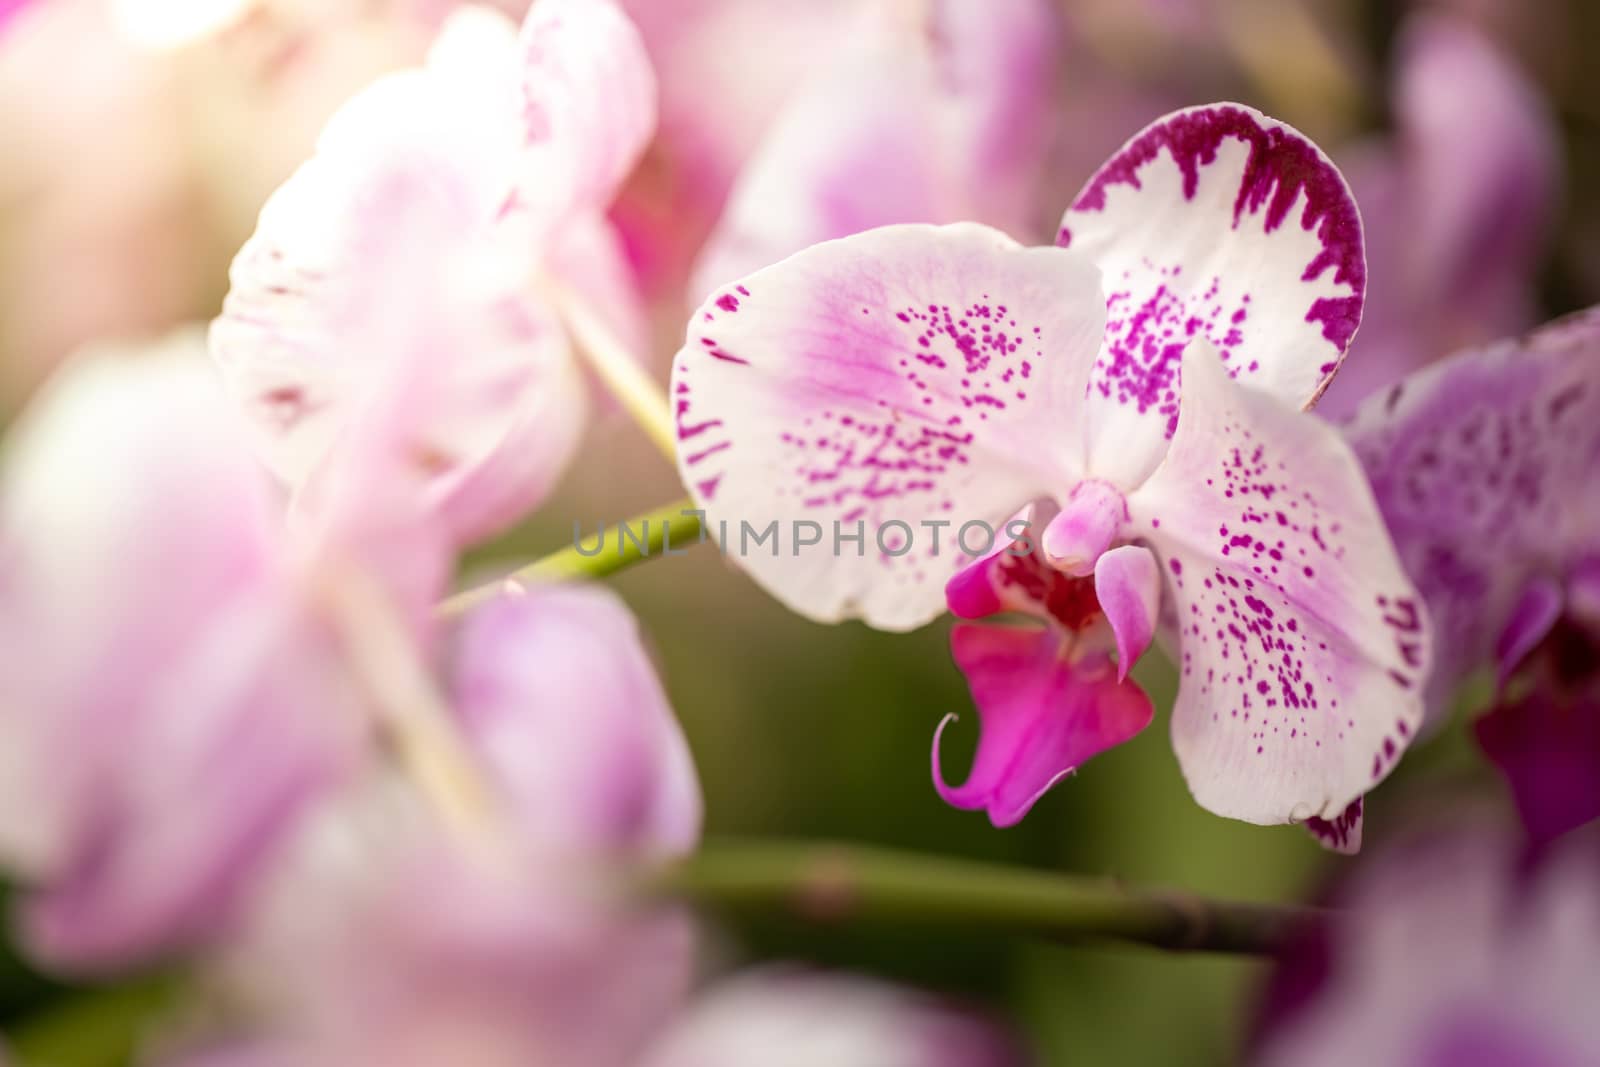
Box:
689, 0, 1059, 302
211, 0, 657, 548
1257, 821, 1600, 1067
671, 104, 1430, 841
0, 338, 370, 972
172, 583, 701, 1067
1318, 13, 1559, 416
1345, 307, 1600, 843
641, 967, 1022, 1067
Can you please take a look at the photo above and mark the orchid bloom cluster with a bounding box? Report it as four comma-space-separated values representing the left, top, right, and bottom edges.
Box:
209, 0, 656, 545
0, 1, 1017, 1063
1, 0, 1598, 1063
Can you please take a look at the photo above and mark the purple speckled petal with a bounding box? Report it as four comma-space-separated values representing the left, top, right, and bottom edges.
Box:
1127, 341, 1428, 825
690, 0, 1058, 301
1305, 796, 1363, 855
935, 624, 1153, 827
1059, 103, 1365, 488
513, 0, 656, 222
1093, 545, 1161, 682
1344, 307, 1600, 719
671, 223, 1107, 632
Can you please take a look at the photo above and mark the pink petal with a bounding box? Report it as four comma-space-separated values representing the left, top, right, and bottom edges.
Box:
935, 624, 1153, 827
1093, 544, 1161, 682
1395, 14, 1559, 337
516, 0, 656, 221
449, 584, 701, 858
944, 501, 1049, 620
1060, 103, 1365, 488
944, 500, 1106, 633
670, 222, 1107, 632
691, 0, 1058, 301
0, 348, 363, 971
22, 593, 365, 973
0, 345, 277, 875
0, 0, 38, 37
642, 967, 1023, 1067
1040, 480, 1126, 575
1126, 341, 1429, 825
241, 831, 696, 1067
212, 67, 586, 548
1258, 825, 1600, 1067
610, 0, 860, 296
1317, 15, 1559, 415
1344, 307, 1600, 719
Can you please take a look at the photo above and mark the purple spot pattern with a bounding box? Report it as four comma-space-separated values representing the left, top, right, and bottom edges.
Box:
1158, 415, 1423, 783
677, 281, 1051, 585
1060, 104, 1365, 425
1305, 795, 1362, 852
1346, 307, 1600, 710
1097, 261, 1252, 438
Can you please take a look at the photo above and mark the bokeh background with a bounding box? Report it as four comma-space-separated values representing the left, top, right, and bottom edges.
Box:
1, 0, 1596, 1063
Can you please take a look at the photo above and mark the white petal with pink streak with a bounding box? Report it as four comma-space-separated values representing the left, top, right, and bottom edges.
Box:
672, 223, 1106, 631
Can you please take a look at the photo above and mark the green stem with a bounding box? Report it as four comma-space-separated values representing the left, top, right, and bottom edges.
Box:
8, 972, 179, 1067
646, 840, 1320, 955
439, 499, 706, 616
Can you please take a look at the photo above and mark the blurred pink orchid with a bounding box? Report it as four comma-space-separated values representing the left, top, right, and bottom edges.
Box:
1257, 821, 1600, 1067
1346, 307, 1600, 844
1318, 13, 1560, 416
672, 104, 1429, 837
642, 967, 1024, 1067
688, 0, 1061, 303
169, 582, 701, 1067
212, 0, 655, 547
0, 339, 372, 972
194, 843, 696, 1067
448, 583, 703, 858
609, 0, 859, 298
